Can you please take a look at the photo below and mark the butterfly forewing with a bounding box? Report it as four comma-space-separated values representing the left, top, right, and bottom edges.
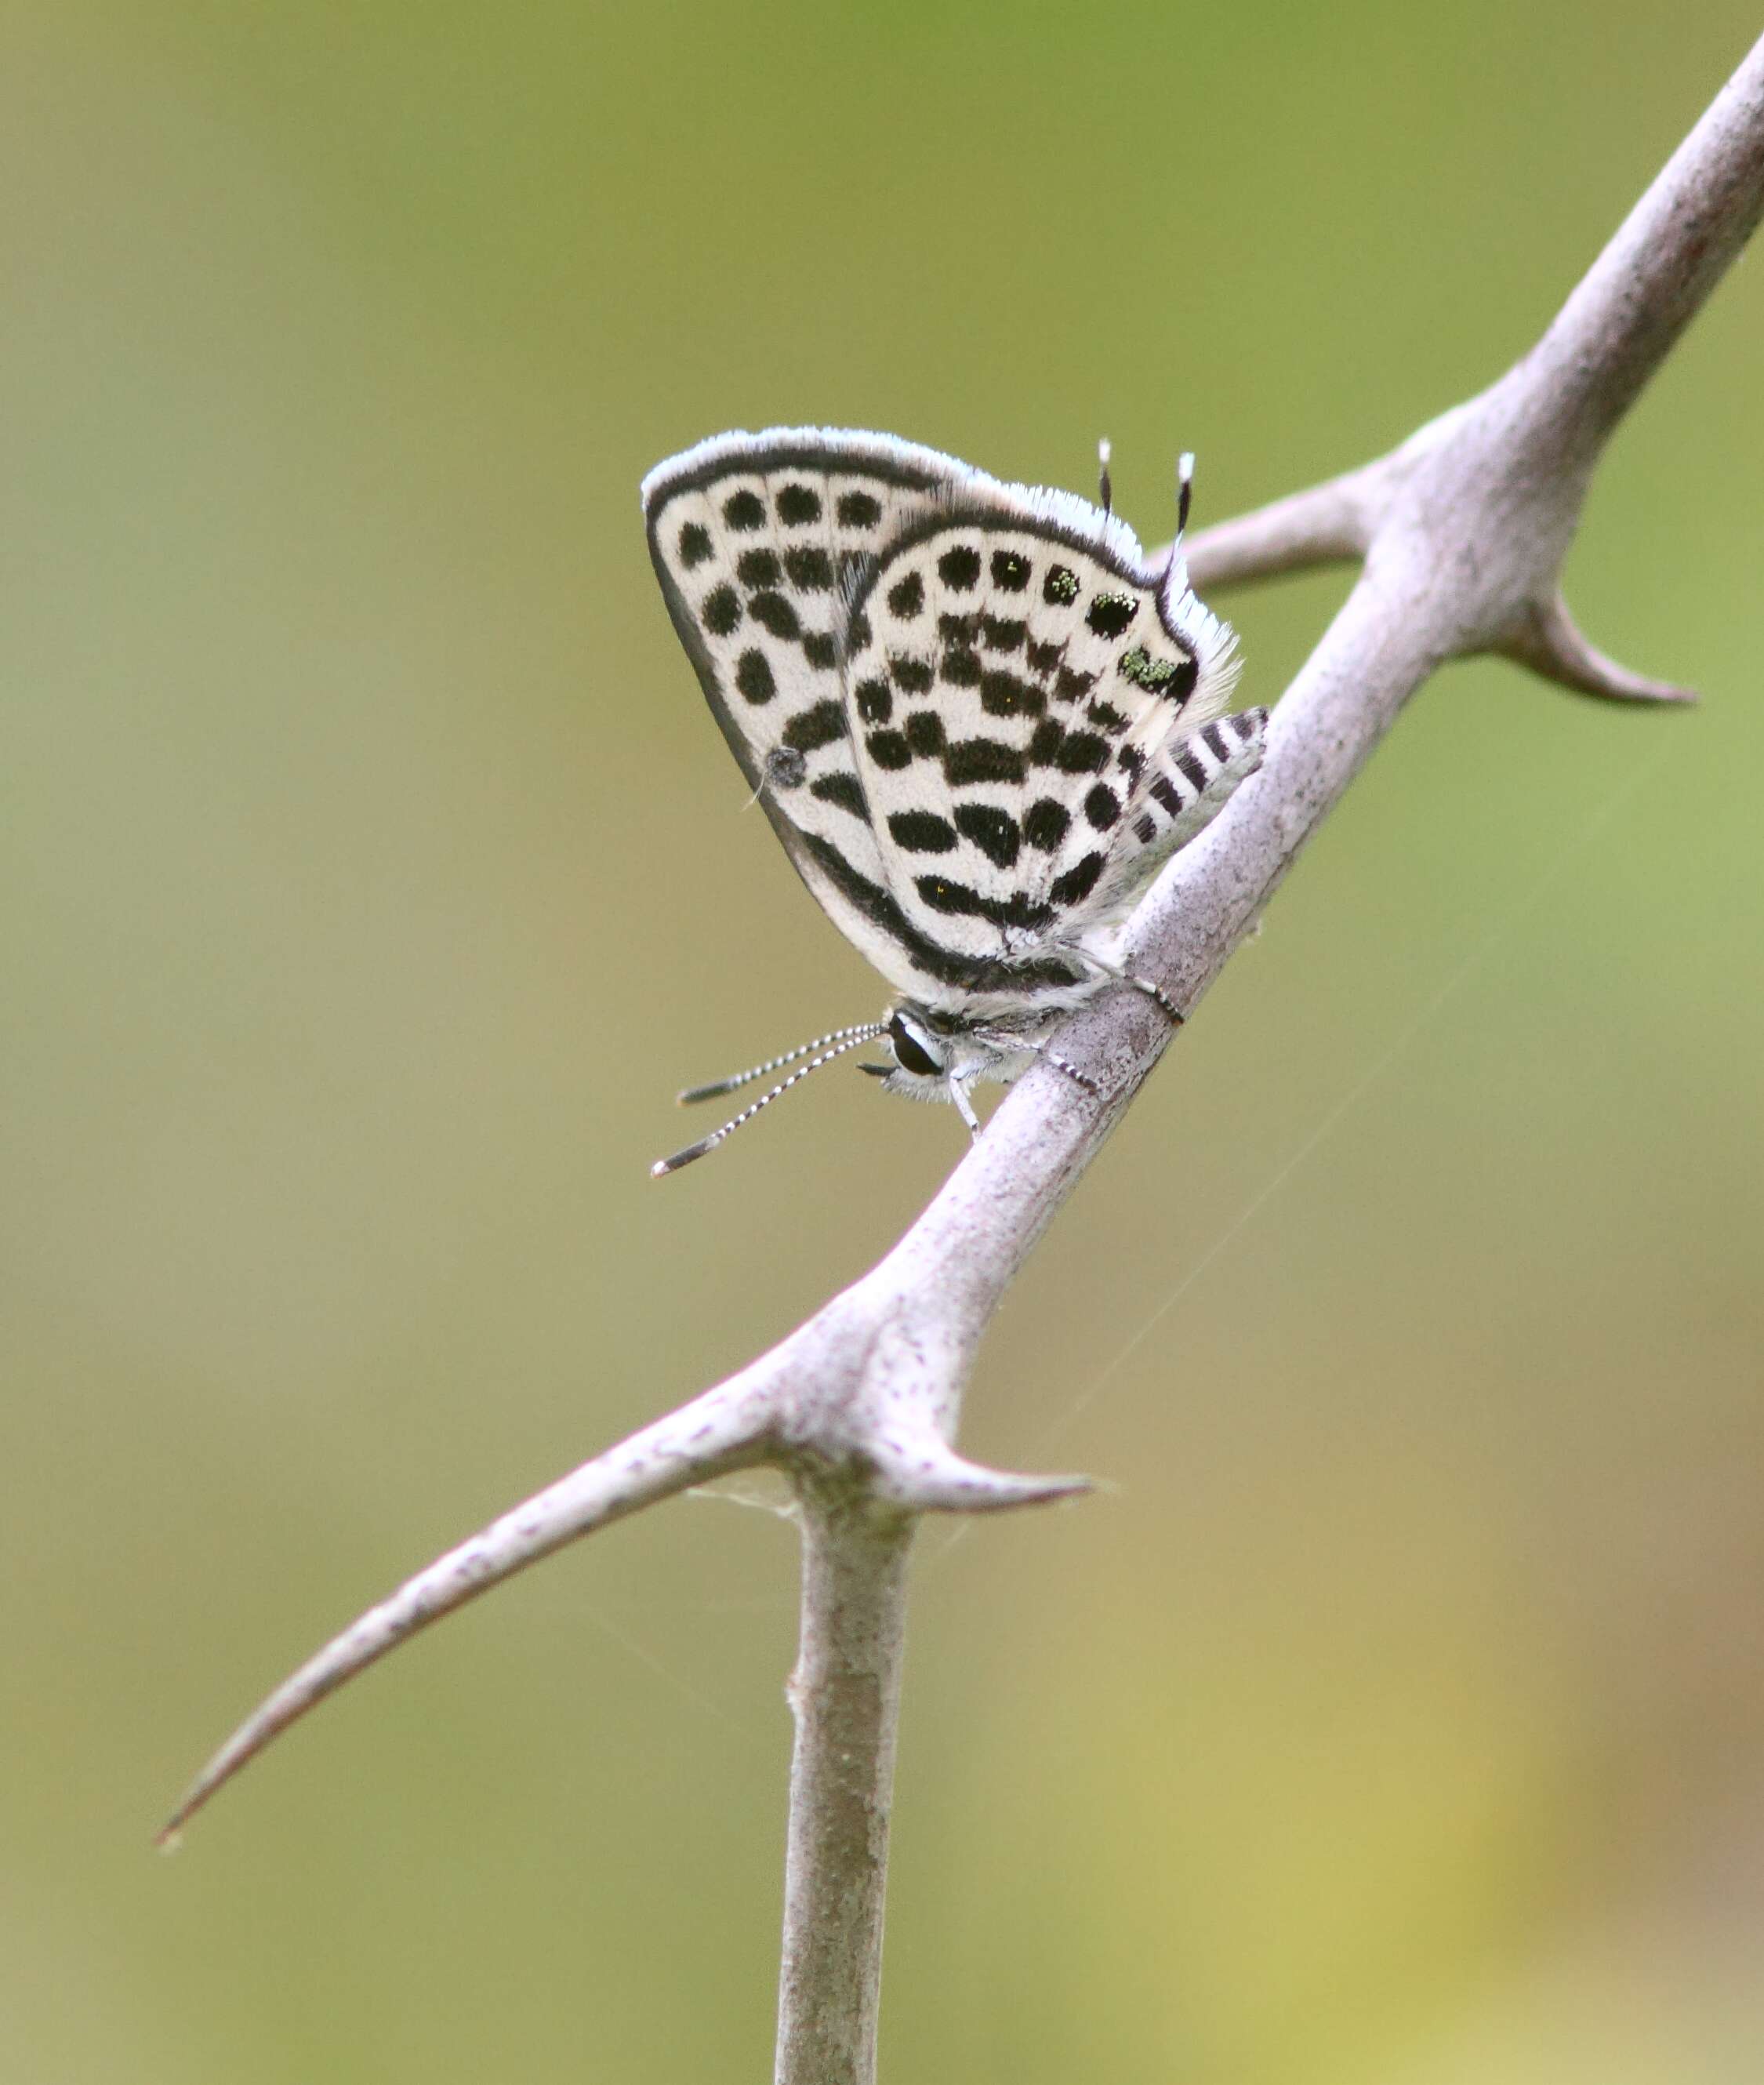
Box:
643, 431, 969, 995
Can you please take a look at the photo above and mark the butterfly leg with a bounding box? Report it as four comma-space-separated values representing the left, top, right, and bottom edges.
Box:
975, 1029, 1102, 1098
949, 1073, 983, 1137
1062, 946, 1185, 1030
1113, 967, 1184, 1029
1043, 1051, 1102, 1095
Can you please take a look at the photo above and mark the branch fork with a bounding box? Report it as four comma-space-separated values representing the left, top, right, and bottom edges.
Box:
163, 35, 1764, 2085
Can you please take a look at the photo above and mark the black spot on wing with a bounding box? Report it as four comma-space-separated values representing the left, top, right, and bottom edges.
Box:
724, 489, 764, 531
776, 483, 822, 525
915, 874, 1053, 934
750, 591, 800, 640
1056, 731, 1108, 776
735, 649, 775, 703
1086, 591, 1138, 638
855, 678, 891, 725
1084, 783, 1121, 830
1028, 718, 1065, 767
989, 548, 1030, 592
802, 632, 837, 669
811, 772, 868, 818
1024, 797, 1070, 852
944, 739, 1025, 787
886, 572, 924, 619
737, 548, 781, 587
982, 616, 1026, 652
837, 489, 883, 528
904, 710, 945, 757
1054, 665, 1096, 703
866, 729, 911, 769
1049, 851, 1105, 906
979, 670, 1042, 720
1044, 565, 1079, 605
941, 648, 982, 688
1119, 643, 1186, 693
783, 699, 847, 754
890, 656, 934, 696
954, 803, 1020, 870
1025, 637, 1065, 676
678, 522, 713, 568
785, 546, 833, 591
702, 586, 742, 636
937, 544, 982, 591
887, 810, 956, 854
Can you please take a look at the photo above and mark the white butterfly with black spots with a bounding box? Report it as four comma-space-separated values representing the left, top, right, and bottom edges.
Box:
642, 427, 1265, 1173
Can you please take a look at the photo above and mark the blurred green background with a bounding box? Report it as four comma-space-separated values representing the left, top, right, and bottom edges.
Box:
4, 3, 1761, 2080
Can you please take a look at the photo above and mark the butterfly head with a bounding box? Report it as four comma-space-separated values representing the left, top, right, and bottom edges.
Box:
861, 1004, 1046, 1118
858, 1006, 956, 1100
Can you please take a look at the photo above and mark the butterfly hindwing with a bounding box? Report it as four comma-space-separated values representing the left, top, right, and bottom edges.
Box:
846, 510, 1240, 994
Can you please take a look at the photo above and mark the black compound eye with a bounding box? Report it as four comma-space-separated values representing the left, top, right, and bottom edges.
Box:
888, 1013, 942, 1078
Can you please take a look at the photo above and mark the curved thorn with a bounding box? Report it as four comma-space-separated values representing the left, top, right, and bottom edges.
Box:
158, 1382, 777, 1842
866, 1429, 1092, 1515
1503, 592, 1699, 705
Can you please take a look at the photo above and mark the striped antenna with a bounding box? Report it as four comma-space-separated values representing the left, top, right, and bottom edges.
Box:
1097, 436, 1113, 517
677, 1023, 887, 1106
1176, 451, 1195, 539
653, 1027, 884, 1177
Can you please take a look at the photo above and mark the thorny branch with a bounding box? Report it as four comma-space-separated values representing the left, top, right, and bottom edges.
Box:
163, 35, 1764, 2085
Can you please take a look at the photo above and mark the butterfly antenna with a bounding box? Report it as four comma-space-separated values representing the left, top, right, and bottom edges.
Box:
675, 1023, 885, 1105
1176, 450, 1196, 540
652, 1027, 884, 1177
1097, 436, 1113, 518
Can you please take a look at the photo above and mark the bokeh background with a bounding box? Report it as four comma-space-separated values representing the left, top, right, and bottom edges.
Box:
4, 4, 1761, 2080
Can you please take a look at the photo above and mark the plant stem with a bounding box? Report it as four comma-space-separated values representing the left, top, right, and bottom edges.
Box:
774, 1473, 916, 2085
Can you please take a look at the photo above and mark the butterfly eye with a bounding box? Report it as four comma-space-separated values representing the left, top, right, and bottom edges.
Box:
888, 1012, 944, 1079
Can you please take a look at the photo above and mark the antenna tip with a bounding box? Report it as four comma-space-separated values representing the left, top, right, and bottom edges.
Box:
652, 1137, 715, 1178
1175, 451, 1196, 538
1098, 436, 1112, 464
676, 1078, 733, 1106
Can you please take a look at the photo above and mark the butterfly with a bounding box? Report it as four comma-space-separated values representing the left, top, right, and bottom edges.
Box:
642, 427, 1265, 1174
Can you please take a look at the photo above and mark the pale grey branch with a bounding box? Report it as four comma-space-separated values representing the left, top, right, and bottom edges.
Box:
165, 32, 1764, 2085
773, 1480, 913, 2085
1181, 464, 1376, 589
